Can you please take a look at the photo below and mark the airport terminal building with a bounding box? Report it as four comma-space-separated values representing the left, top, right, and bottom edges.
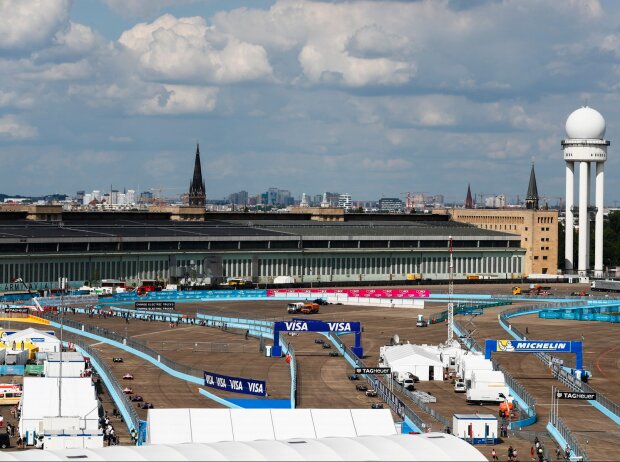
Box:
0, 208, 524, 289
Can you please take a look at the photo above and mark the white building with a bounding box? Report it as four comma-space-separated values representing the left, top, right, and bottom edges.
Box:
380, 344, 444, 381
338, 193, 352, 209
2, 328, 60, 353
19, 377, 100, 442
44, 352, 86, 378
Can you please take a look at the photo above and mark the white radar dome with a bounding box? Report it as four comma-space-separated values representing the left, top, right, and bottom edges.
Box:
565, 106, 606, 139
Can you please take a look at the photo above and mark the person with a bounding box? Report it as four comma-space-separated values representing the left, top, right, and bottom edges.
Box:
16, 437, 22, 448
555, 446, 561, 461
564, 445, 571, 460
531, 446, 536, 461
508, 445, 514, 462
537, 445, 544, 462
525, 326, 529, 334
513, 448, 518, 461
245, 329, 249, 340
491, 448, 498, 461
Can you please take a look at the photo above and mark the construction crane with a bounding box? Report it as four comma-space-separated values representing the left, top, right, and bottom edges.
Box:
401, 192, 428, 210
149, 187, 184, 207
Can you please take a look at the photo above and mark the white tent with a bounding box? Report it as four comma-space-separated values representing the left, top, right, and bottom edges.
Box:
3, 328, 60, 353
44, 352, 86, 378
381, 344, 444, 381
2, 433, 487, 461
20, 377, 99, 438
147, 408, 397, 445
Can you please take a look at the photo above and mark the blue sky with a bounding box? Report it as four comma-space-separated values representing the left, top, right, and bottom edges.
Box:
1, 0, 620, 205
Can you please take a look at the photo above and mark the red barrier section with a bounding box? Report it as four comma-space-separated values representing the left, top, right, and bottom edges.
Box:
267, 288, 430, 298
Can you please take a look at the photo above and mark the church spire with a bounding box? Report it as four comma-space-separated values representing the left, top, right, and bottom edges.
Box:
189, 144, 206, 207
465, 184, 473, 209
525, 163, 539, 210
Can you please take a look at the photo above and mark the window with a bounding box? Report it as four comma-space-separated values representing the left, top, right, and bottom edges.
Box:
534, 256, 539, 260
543, 256, 548, 260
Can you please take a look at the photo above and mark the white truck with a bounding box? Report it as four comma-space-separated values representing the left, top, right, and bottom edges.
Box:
460, 355, 493, 387
466, 370, 510, 403
591, 279, 620, 292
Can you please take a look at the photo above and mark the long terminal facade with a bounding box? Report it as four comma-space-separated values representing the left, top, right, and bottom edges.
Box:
0, 210, 524, 289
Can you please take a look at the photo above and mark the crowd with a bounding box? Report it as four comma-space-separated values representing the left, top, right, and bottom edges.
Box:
490, 435, 573, 462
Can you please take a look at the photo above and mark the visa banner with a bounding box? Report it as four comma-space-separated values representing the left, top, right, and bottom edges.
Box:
203, 371, 266, 396
496, 340, 572, 353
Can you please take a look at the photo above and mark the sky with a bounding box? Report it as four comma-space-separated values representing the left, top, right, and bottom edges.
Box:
2, 0, 620, 205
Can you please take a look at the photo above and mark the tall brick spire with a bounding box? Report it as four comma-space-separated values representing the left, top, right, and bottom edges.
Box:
465, 184, 473, 209
189, 144, 206, 207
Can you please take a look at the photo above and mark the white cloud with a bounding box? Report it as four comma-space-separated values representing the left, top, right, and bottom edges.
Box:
0, 91, 34, 109
0, 0, 70, 51
135, 84, 219, 115
0, 115, 38, 140
104, 0, 195, 19
118, 14, 273, 84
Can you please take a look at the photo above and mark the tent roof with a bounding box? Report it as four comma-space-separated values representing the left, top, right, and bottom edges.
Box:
4, 328, 59, 343
21, 377, 98, 421
3, 434, 487, 461
383, 344, 443, 366
147, 409, 397, 445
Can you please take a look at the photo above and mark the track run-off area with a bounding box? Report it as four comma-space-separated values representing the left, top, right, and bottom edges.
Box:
4, 282, 618, 460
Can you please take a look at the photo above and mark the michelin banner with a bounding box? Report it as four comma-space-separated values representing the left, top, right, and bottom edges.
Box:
203, 371, 266, 396
496, 340, 572, 353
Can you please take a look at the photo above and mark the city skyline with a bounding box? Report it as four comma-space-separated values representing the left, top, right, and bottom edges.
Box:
1, 1, 620, 203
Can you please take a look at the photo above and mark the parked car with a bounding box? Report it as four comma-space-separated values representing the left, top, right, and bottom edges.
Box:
130, 395, 143, 402
454, 380, 466, 393
113, 357, 123, 363
356, 384, 368, 392
314, 338, 325, 344
314, 298, 328, 305
348, 374, 360, 381
321, 343, 331, 349
328, 351, 339, 357
371, 403, 384, 409
365, 389, 378, 397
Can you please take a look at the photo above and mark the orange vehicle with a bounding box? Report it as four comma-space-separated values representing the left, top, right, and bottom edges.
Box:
300, 303, 320, 314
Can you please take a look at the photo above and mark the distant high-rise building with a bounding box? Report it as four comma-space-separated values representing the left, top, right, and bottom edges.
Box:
337, 193, 352, 209
525, 163, 539, 210
110, 190, 119, 205
378, 197, 403, 212
76, 190, 85, 202
228, 190, 249, 206
188, 144, 206, 207
126, 189, 136, 205
465, 184, 473, 209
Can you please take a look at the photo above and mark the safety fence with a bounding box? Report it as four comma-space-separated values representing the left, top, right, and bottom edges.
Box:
70, 338, 141, 439
325, 332, 426, 432
0, 365, 24, 375
38, 310, 298, 409
430, 300, 513, 324
500, 304, 620, 422
36, 295, 99, 307
106, 290, 268, 302
548, 413, 589, 462
280, 332, 298, 408
389, 378, 451, 430
151, 341, 257, 353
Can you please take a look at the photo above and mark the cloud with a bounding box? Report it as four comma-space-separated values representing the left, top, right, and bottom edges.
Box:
118, 14, 273, 84
104, 0, 195, 19
135, 84, 219, 115
0, 115, 38, 140
0, 0, 71, 52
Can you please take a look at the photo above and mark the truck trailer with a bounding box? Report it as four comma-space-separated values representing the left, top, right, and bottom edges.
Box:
591, 279, 620, 292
